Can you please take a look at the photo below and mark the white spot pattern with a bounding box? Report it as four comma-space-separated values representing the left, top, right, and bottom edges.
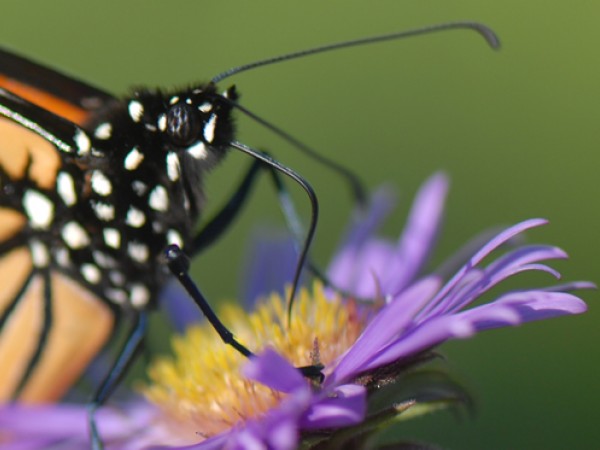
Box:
157, 114, 167, 132
57, 172, 76, 206
92, 201, 115, 221
124, 147, 144, 171
127, 241, 149, 263
148, 185, 169, 212
103, 228, 121, 249
23, 190, 54, 229
128, 100, 144, 122
203, 114, 217, 143
130, 284, 150, 307
187, 141, 208, 160
30, 240, 49, 267
62, 221, 90, 249
167, 229, 183, 248
94, 123, 112, 140
81, 264, 101, 283
106, 288, 127, 304
91, 170, 112, 196
166, 152, 180, 181
126, 206, 146, 228
74, 129, 91, 155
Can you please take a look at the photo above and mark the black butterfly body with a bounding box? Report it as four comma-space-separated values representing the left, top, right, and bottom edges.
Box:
0, 48, 240, 402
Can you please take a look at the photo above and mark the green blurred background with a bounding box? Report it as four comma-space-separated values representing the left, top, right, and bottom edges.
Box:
1, 1, 598, 448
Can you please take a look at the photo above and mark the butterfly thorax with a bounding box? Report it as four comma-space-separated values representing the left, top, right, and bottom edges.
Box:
11, 83, 237, 312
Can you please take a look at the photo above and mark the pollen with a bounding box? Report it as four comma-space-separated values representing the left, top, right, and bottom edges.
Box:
141, 281, 364, 440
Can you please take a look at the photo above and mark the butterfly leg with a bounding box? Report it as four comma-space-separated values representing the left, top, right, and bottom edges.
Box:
88, 312, 148, 450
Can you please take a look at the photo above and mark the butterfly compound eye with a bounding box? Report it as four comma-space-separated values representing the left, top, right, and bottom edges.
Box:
166, 103, 202, 146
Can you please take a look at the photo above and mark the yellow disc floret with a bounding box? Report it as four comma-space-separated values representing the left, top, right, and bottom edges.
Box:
141, 281, 363, 440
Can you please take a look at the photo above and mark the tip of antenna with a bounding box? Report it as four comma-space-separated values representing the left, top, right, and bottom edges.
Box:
468, 22, 501, 50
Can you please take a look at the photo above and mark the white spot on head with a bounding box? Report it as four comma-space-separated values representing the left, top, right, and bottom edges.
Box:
93, 250, 116, 268
106, 288, 127, 304
169, 96, 180, 105
128, 241, 149, 263
148, 185, 169, 212
94, 122, 112, 140
103, 228, 121, 249
30, 240, 49, 267
185, 98, 192, 105
126, 206, 146, 228
74, 129, 91, 155
203, 114, 217, 143
124, 147, 144, 171
23, 190, 54, 229
131, 180, 148, 196
62, 221, 90, 249
56, 172, 76, 206
187, 141, 208, 160
198, 102, 212, 113
92, 201, 115, 221
81, 263, 101, 284
166, 152, 180, 181
128, 100, 144, 122
167, 229, 183, 248
157, 113, 167, 132
91, 170, 112, 196
130, 284, 150, 308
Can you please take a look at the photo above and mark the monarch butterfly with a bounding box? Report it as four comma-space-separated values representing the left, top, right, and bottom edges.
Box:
0, 21, 498, 445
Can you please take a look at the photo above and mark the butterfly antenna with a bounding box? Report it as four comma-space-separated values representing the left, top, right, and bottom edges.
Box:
229, 140, 318, 319
211, 21, 500, 84
218, 96, 367, 205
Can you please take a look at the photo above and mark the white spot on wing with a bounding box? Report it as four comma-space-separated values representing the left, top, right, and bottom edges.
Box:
128, 100, 144, 122
23, 190, 54, 229
57, 172, 76, 206
148, 185, 169, 212
203, 114, 217, 143
81, 264, 101, 283
126, 206, 146, 228
106, 288, 127, 304
124, 147, 144, 171
103, 228, 121, 249
30, 240, 49, 267
94, 122, 112, 140
130, 284, 150, 308
74, 129, 91, 155
55, 247, 70, 267
169, 96, 180, 105
62, 221, 90, 249
128, 241, 149, 263
166, 152, 180, 181
93, 251, 116, 268
91, 170, 112, 196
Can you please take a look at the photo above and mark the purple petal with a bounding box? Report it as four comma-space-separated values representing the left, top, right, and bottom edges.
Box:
382, 172, 449, 295
243, 348, 306, 394
360, 290, 587, 371
327, 186, 397, 295
330, 277, 441, 384
301, 384, 366, 430
242, 230, 298, 308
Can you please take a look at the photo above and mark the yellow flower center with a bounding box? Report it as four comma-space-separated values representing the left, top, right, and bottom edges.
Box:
141, 281, 364, 442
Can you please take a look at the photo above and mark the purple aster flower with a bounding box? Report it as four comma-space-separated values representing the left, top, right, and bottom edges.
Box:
0, 174, 591, 450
